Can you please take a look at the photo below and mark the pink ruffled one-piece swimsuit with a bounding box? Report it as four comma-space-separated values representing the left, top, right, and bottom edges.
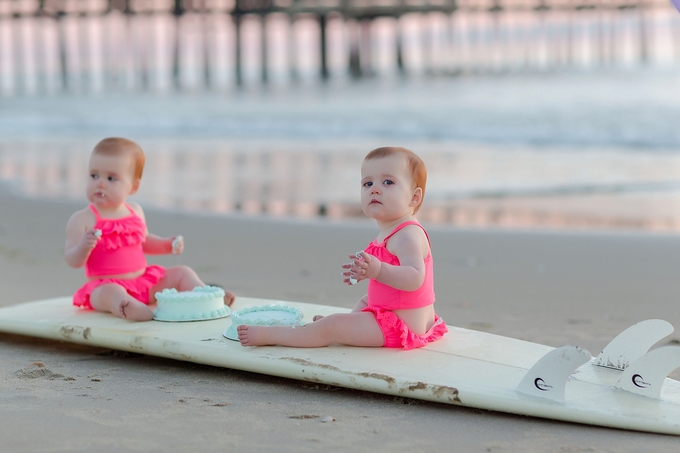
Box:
361, 220, 448, 349
72, 204, 165, 309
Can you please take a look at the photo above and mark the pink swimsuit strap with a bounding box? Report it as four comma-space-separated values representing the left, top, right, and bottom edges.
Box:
89, 203, 136, 220
373, 220, 431, 250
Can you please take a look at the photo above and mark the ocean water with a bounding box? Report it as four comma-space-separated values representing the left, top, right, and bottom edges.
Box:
1, 8, 680, 230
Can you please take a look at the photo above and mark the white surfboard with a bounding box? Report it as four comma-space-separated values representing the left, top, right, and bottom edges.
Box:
1, 296, 680, 435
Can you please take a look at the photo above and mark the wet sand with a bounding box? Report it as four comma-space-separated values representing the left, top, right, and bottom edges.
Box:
2, 184, 680, 452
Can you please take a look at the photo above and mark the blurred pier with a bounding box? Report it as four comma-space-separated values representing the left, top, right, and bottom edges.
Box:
0, 0, 678, 94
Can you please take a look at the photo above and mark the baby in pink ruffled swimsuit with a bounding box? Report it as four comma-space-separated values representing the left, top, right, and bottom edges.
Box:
238, 147, 448, 349
64, 137, 235, 321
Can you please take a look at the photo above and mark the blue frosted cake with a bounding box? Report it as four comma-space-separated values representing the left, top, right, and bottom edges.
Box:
154, 286, 229, 322
224, 305, 304, 340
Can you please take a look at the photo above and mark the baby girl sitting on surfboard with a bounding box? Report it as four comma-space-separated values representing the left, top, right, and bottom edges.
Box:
64, 137, 235, 321
238, 146, 448, 349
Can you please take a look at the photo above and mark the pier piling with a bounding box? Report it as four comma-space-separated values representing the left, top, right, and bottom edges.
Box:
0, 0, 677, 94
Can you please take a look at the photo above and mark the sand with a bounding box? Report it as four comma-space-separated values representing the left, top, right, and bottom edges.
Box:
2, 183, 680, 452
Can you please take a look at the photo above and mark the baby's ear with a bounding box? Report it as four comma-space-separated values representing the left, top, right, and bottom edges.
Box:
410, 187, 423, 207
130, 179, 141, 195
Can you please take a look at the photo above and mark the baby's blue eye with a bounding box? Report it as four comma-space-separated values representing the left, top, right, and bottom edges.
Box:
108, 176, 116, 181
364, 181, 373, 187
384, 180, 394, 185
90, 174, 98, 179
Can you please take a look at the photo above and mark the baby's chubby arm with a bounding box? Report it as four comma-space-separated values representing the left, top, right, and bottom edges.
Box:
358, 226, 428, 291
64, 210, 99, 268
129, 202, 183, 255
142, 234, 183, 255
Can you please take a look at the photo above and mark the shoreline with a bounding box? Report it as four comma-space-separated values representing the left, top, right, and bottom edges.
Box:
2, 184, 680, 451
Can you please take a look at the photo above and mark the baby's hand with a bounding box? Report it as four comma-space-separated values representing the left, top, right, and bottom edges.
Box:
82, 229, 101, 251
342, 251, 379, 285
171, 235, 184, 255
356, 251, 381, 280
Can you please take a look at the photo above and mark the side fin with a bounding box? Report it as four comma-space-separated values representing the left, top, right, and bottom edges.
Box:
613, 346, 680, 399
594, 319, 673, 371
517, 346, 591, 402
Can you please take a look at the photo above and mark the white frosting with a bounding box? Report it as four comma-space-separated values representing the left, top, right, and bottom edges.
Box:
171, 235, 183, 254
231, 305, 303, 326
224, 305, 304, 340
153, 285, 229, 321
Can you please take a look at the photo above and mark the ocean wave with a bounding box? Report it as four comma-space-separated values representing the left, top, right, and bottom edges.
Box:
1, 68, 679, 151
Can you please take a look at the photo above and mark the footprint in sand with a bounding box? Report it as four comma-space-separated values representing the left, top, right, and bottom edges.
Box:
14, 362, 72, 380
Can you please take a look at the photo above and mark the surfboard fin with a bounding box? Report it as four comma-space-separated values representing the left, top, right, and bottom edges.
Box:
613, 346, 680, 399
593, 319, 674, 371
517, 345, 591, 403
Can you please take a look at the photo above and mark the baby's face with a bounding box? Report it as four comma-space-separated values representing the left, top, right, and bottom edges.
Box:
360, 154, 417, 222
86, 152, 138, 209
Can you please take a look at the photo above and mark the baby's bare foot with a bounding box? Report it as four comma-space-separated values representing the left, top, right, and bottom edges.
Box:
237, 325, 271, 346
223, 291, 236, 307
313, 315, 325, 322
119, 299, 154, 321
206, 284, 235, 307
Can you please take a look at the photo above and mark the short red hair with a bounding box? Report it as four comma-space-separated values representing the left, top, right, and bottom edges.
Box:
364, 147, 427, 213
92, 137, 145, 181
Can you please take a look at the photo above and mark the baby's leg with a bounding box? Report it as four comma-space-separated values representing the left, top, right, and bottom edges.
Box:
154, 265, 203, 294
313, 295, 367, 322
350, 295, 369, 312
238, 312, 384, 347
90, 283, 154, 321
152, 266, 236, 306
